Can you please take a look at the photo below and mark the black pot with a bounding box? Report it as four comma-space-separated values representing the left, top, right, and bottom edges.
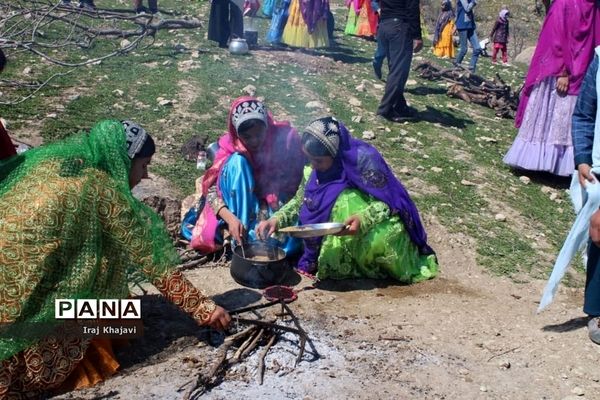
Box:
231, 241, 290, 289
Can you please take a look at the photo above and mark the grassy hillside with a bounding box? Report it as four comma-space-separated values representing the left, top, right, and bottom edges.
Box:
1, 0, 573, 283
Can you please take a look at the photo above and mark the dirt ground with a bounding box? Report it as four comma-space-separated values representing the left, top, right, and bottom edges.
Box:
53, 213, 599, 400
10, 28, 595, 400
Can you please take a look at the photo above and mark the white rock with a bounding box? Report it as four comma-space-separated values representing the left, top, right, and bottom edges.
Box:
242, 85, 256, 96
541, 186, 553, 194
479, 386, 488, 392
355, 83, 366, 92
158, 99, 173, 106
478, 136, 497, 143
46, 113, 57, 119
67, 94, 80, 101
399, 167, 411, 175
113, 89, 124, 97
120, 39, 131, 49
550, 192, 559, 201
22, 67, 32, 75
373, 84, 384, 90
351, 115, 363, 123
362, 131, 376, 140
406, 79, 417, 86
305, 101, 325, 109
348, 97, 362, 107
431, 167, 443, 173
519, 176, 531, 185
495, 213, 507, 222
571, 387, 585, 396
113, 103, 124, 111
461, 179, 476, 186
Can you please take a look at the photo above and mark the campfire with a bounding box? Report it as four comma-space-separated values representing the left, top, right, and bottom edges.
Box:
180, 296, 319, 400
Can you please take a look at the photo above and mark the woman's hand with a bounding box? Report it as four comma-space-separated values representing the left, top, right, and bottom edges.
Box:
227, 217, 246, 244
205, 306, 231, 331
578, 163, 596, 187
219, 207, 246, 244
256, 217, 279, 240
338, 215, 361, 236
556, 76, 569, 96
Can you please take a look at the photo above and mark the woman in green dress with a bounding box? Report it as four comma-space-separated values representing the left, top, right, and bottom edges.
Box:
257, 116, 438, 282
0, 120, 230, 398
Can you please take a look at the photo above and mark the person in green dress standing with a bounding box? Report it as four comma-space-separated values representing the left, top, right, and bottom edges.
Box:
257, 116, 438, 282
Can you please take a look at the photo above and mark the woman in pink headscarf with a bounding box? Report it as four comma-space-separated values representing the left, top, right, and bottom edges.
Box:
191, 97, 306, 254
503, 0, 600, 176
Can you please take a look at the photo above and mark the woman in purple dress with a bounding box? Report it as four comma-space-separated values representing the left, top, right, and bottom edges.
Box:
503, 0, 600, 176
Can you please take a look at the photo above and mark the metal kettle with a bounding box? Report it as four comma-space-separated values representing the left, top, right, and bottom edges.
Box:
228, 38, 249, 55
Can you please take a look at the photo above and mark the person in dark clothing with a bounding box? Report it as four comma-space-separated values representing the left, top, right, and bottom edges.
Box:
490, 9, 510, 64
454, 0, 481, 72
133, 0, 159, 15
208, 0, 244, 48
571, 53, 600, 344
0, 48, 16, 161
375, 0, 423, 122
60, 0, 97, 10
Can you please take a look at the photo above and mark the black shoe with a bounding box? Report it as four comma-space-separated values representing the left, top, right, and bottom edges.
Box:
79, 1, 96, 10
372, 61, 382, 80
382, 106, 418, 123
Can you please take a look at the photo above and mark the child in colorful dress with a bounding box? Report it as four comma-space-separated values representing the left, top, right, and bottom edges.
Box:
490, 9, 510, 64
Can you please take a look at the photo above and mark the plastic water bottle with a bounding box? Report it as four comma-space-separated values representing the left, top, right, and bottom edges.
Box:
16, 144, 30, 154
196, 150, 207, 171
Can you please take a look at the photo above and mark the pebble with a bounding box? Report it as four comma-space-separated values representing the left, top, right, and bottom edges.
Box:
495, 213, 507, 222
305, 100, 325, 109
242, 85, 256, 96
349, 97, 362, 107
431, 167, 443, 173
362, 131, 376, 140
571, 387, 585, 396
460, 179, 476, 186
519, 176, 531, 185
499, 361, 511, 369
479, 386, 488, 392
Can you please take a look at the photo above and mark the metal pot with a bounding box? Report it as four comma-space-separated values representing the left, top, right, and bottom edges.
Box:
231, 241, 290, 289
206, 142, 220, 163
228, 38, 249, 55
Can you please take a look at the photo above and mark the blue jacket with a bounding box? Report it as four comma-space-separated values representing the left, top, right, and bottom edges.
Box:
455, 0, 477, 30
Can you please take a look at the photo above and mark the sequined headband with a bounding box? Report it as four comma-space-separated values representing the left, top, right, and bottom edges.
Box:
231, 100, 268, 133
304, 118, 340, 157
121, 120, 148, 159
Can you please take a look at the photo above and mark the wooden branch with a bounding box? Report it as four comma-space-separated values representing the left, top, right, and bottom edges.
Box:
257, 333, 277, 385
0, 69, 75, 105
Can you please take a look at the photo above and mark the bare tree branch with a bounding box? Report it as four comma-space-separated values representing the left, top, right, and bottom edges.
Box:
0, 0, 203, 103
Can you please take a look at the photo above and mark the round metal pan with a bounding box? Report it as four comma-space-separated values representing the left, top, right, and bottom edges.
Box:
278, 222, 346, 238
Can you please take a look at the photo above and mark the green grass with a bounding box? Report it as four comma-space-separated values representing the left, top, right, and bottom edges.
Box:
0, 0, 576, 283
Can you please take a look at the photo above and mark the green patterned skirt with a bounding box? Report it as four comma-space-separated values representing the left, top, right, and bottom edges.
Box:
317, 189, 438, 283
